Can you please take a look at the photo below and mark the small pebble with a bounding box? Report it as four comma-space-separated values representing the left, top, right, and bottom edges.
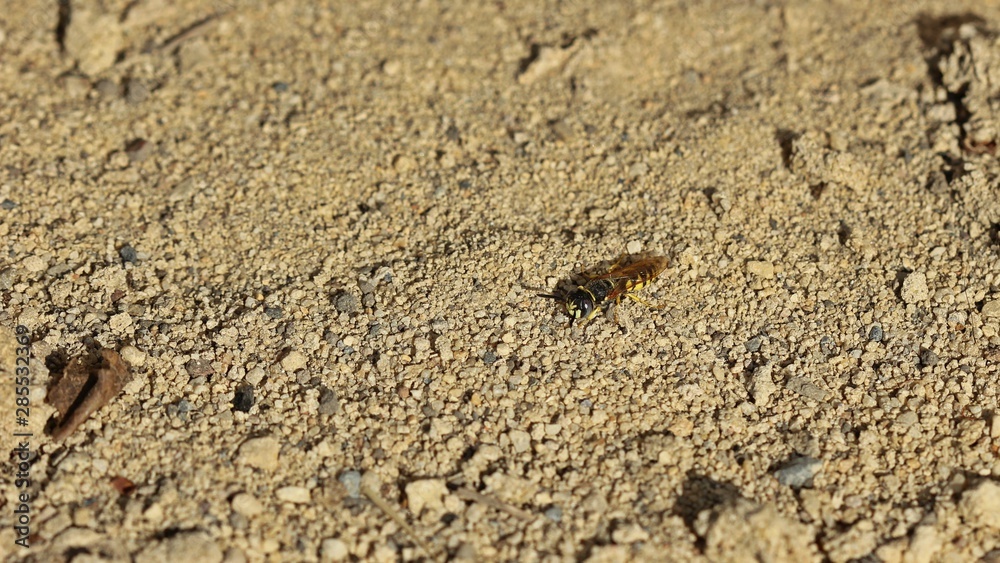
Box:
746, 260, 775, 279
94, 78, 119, 99
245, 367, 266, 386
119, 345, 146, 367
125, 139, 152, 163
264, 306, 283, 319
1, 199, 17, 210
135, 531, 222, 563
236, 436, 280, 471
22, 255, 47, 273
320, 538, 349, 562
0, 267, 13, 290
185, 359, 214, 377
745, 336, 762, 352
895, 411, 919, 429
333, 291, 359, 314
338, 470, 362, 498
749, 362, 777, 406
167, 399, 192, 418
358, 280, 376, 295
169, 177, 197, 200
982, 299, 1000, 319
901, 272, 929, 304
544, 505, 563, 522
508, 429, 531, 453
125, 78, 149, 104
868, 325, 883, 342
119, 244, 138, 264
275, 486, 311, 504
109, 312, 132, 333
233, 384, 254, 412
628, 162, 648, 179
959, 481, 1000, 529
611, 523, 650, 544
318, 387, 340, 415
775, 456, 823, 488
280, 350, 307, 372
177, 40, 211, 73
785, 377, 829, 402
323, 330, 339, 346
64, 9, 122, 76
47, 262, 73, 276
919, 349, 939, 367
405, 479, 448, 514
231, 493, 264, 517
482, 350, 498, 365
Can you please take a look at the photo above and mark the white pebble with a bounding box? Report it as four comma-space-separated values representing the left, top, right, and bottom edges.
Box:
901, 272, 929, 304
231, 493, 263, 517
22, 255, 47, 273
280, 350, 307, 372
746, 260, 775, 279
982, 299, 1000, 318
109, 312, 133, 332
320, 538, 350, 562
508, 429, 531, 453
236, 436, 280, 471
245, 367, 266, 386
405, 479, 448, 514
749, 363, 777, 406
959, 481, 1000, 529
119, 345, 146, 367
275, 486, 311, 504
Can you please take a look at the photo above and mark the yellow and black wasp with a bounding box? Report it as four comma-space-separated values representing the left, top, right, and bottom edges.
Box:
539, 254, 669, 325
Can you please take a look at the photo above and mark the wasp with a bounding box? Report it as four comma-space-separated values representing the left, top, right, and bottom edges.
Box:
539, 254, 668, 325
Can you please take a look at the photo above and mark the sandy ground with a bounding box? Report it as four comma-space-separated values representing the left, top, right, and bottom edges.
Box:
2, 0, 1000, 561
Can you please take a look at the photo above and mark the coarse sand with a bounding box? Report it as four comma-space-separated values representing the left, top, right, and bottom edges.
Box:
1, 0, 1000, 561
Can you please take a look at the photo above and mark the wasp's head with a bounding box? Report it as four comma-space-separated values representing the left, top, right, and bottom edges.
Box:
564, 288, 596, 323
538, 287, 597, 326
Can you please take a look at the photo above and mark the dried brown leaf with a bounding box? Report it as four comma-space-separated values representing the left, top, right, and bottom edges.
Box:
110, 476, 136, 495
48, 348, 130, 441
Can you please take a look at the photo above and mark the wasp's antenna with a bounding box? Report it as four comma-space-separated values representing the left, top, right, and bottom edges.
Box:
537, 293, 561, 300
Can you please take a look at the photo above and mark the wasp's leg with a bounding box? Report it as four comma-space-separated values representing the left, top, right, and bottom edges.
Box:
606, 253, 630, 273
611, 295, 627, 323
596, 298, 616, 323
625, 293, 664, 310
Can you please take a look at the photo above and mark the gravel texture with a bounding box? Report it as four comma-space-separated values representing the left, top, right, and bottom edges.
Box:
1, 0, 1000, 561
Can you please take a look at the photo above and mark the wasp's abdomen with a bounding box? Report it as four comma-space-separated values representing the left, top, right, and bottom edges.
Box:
625, 260, 667, 292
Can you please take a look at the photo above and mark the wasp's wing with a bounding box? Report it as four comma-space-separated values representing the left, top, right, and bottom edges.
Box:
583, 257, 668, 282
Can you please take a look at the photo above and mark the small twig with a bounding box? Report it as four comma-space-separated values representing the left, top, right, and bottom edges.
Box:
360, 483, 438, 561
158, 12, 228, 53
454, 487, 536, 522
